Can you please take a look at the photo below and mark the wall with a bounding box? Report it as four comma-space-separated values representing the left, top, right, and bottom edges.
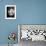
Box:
16, 0, 46, 24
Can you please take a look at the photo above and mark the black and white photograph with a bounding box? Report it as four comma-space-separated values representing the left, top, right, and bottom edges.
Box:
5, 5, 16, 19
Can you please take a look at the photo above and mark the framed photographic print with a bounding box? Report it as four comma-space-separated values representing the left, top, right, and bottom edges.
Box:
5, 5, 16, 19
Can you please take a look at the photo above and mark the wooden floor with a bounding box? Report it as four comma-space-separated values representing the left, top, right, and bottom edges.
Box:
19, 39, 46, 46
0, 44, 18, 46
0, 40, 46, 46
